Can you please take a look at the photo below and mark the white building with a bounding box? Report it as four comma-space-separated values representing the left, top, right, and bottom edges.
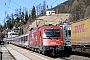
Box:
46, 9, 55, 16
7, 29, 19, 38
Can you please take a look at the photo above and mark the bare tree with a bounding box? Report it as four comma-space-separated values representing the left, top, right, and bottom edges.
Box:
71, 0, 85, 21
71, 0, 79, 21
85, 6, 90, 17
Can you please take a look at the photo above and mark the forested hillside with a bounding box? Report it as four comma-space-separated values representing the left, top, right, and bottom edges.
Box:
53, 0, 90, 21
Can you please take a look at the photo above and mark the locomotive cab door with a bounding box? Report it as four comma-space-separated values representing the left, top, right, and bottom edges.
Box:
34, 31, 41, 46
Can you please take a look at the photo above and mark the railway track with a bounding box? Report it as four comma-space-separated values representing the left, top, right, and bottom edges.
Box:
5, 44, 90, 60
55, 51, 90, 60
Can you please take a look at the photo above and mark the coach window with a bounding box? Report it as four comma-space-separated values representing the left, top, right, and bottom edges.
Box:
21, 37, 23, 44
20, 37, 21, 44
27, 35, 29, 41
26, 36, 28, 41
25, 36, 27, 42
23, 37, 25, 43
32, 30, 34, 38
16, 39, 17, 43
15, 39, 16, 43
25, 36, 27, 43
23, 37, 24, 43
18, 38, 19, 44
23, 36, 25, 43
17, 38, 18, 44
24, 36, 25, 43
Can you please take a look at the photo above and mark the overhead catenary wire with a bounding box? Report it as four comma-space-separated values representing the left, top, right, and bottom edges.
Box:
0, 0, 38, 17
28, 0, 38, 9
50, 0, 58, 8
0, 2, 15, 16
0, 3, 15, 11
28, 0, 33, 7
0, 0, 38, 25
51, 0, 58, 5
0, 0, 59, 14
10, 0, 30, 10
9, 0, 39, 14
10, 0, 24, 8
33, 0, 37, 6
10, 0, 38, 10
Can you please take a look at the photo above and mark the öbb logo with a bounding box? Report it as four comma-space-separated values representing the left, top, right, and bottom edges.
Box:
73, 24, 87, 34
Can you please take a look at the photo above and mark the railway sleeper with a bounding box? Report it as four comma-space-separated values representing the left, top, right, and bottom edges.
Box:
72, 45, 90, 54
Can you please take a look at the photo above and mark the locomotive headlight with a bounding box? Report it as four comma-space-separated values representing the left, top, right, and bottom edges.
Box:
61, 41, 63, 42
51, 28, 53, 29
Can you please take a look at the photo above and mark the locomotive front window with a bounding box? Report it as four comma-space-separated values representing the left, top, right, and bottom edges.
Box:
44, 29, 60, 38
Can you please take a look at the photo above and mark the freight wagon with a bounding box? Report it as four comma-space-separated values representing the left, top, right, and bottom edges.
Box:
71, 18, 90, 53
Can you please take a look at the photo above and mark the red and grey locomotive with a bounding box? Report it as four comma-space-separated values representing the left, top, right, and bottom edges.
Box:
3, 24, 64, 56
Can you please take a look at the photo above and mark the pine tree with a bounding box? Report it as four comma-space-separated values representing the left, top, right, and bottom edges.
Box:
32, 6, 36, 19
25, 11, 28, 23
0, 24, 3, 32
11, 13, 15, 27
